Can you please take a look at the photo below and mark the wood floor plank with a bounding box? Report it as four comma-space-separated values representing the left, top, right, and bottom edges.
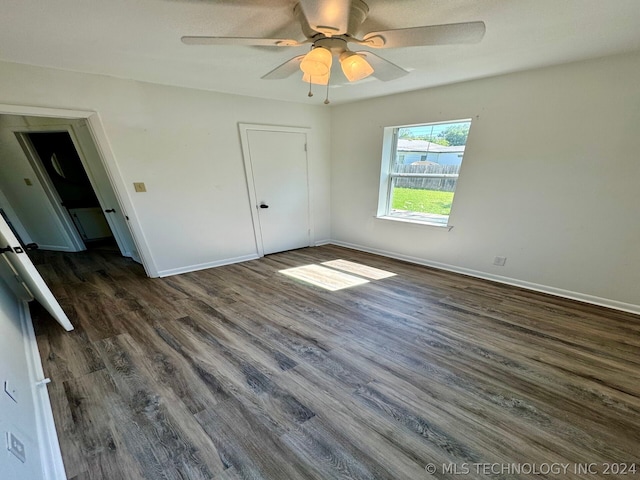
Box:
281, 415, 424, 480
29, 245, 640, 479
112, 310, 226, 414
46, 380, 89, 479
94, 333, 227, 479
195, 399, 318, 480
62, 370, 147, 480
278, 363, 459, 479
34, 324, 105, 382
158, 314, 317, 438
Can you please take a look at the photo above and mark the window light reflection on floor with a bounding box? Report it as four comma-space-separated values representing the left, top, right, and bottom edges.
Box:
279, 259, 396, 291
321, 259, 396, 280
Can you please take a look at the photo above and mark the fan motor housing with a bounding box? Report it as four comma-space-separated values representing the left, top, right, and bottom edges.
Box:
313, 37, 349, 55
294, 0, 369, 39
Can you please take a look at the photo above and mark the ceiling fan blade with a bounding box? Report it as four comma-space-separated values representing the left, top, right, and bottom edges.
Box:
181, 36, 303, 47
361, 21, 486, 48
297, 0, 351, 36
356, 51, 408, 81
261, 55, 305, 80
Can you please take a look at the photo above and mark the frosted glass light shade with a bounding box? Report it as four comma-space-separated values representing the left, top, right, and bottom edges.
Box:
300, 47, 332, 76
302, 72, 330, 85
340, 52, 374, 82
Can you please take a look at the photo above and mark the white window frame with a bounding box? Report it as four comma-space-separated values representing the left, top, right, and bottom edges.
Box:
376, 119, 471, 228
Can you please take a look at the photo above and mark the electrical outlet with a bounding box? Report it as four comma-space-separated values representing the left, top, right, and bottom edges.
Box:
7, 432, 26, 463
493, 256, 507, 266
133, 182, 147, 193
4, 381, 18, 403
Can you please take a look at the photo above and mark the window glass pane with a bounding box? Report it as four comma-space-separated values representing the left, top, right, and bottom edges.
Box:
387, 120, 471, 224
390, 177, 457, 224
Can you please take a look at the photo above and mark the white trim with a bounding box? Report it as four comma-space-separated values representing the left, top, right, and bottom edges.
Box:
157, 253, 260, 278
330, 240, 640, 315
19, 301, 67, 480
375, 215, 452, 229
0, 104, 90, 119
84, 115, 150, 269
238, 123, 314, 257
314, 239, 332, 246
36, 244, 75, 252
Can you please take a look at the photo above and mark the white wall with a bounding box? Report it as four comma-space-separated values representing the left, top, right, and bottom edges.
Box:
0, 61, 332, 276
0, 270, 48, 480
330, 51, 640, 312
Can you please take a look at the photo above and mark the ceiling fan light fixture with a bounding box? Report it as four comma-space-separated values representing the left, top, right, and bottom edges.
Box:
300, 47, 332, 76
302, 71, 330, 85
339, 51, 374, 82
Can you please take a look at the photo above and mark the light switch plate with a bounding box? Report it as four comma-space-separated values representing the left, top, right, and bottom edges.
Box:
133, 182, 147, 193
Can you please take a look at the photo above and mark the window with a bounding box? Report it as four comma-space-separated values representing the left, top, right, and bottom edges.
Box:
377, 119, 472, 227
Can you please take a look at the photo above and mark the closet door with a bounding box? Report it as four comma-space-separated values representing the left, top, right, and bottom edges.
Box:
0, 215, 73, 331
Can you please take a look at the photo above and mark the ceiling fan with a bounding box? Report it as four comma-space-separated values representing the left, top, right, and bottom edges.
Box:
181, 0, 485, 102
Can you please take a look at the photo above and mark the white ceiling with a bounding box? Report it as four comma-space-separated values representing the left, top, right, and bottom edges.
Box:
2, 0, 640, 106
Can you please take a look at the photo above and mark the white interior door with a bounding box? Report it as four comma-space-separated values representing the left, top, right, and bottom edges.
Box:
245, 129, 311, 255
73, 122, 142, 263
0, 215, 73, 331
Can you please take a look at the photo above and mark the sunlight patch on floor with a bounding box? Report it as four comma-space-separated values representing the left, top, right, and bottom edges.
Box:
279, 259, 396, 291
279, 264, 369, 291
321, 259, 396, 280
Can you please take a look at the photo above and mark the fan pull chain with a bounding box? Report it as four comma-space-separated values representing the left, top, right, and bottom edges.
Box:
307, 76, 313, 97
324, 78, 330, 105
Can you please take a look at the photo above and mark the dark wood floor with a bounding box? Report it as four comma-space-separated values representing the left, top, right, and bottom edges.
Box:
30, 245, 640, 480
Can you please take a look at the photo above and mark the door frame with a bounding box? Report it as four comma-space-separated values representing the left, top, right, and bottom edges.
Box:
0, 104, 157, 277
238, 123, 314, 257
15, 125, 137, 259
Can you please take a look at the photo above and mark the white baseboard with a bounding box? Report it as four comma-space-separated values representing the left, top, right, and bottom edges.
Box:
20, 302, 67, 480
314, 239, 332, 246
157, 253, 260, 277
37, 244, 78, 252
330, 240, 640, 316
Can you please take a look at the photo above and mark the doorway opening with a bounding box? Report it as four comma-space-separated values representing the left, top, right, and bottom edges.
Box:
1, 114, 142, 265
0, 106, 152, 281
25, 131, 117, 252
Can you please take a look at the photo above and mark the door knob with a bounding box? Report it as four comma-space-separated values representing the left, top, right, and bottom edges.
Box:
104, 208, 116, 213
259, 204, 269, 209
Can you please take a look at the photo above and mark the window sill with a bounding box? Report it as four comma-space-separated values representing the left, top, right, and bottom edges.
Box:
375, 215, 453, 230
